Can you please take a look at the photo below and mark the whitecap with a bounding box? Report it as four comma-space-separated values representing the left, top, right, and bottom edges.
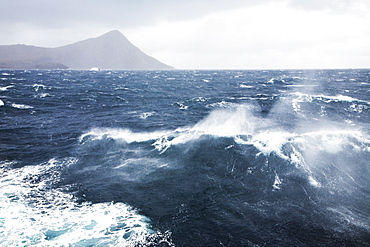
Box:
286, 84, 317, 87
308, 176, 320, 187
11, 103, 33, 109
242, 131, 296, 159
174, 101, 188, 110
240, 84, 254, 88
0, 99, 4, 106
140, 111, 155, 119
33, 84, 46, 92
0, 85, 13, 91
191, 97, 207, 102
206, 100, 235, 108
35, 93, 51, 98
323, 94, 358, 102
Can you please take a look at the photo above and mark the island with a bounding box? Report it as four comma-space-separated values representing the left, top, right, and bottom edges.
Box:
0, 30, 173, 70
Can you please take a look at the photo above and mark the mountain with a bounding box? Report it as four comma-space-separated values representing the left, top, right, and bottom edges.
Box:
0, 30, 173, 70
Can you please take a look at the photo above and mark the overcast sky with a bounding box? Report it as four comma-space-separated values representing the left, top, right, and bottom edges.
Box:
1, 0, 369, 69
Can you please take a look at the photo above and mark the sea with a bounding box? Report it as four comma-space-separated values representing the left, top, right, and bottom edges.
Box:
0, 69, 369, 246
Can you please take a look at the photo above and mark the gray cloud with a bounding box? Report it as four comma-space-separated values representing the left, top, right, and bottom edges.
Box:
0, 0, 275, 46
1, 0, 367, 30
0, 0, 270, 29
0, 0, 369, 69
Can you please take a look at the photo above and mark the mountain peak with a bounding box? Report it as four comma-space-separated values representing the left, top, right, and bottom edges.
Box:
99, 30, 125, 39
92, 30, 129, 44
104, 30, 123, 36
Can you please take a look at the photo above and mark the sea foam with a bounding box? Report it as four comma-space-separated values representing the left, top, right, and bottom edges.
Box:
0, 159, 162, 246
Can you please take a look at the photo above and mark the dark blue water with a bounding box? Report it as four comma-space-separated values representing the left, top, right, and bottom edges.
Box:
1, 69, 369, 246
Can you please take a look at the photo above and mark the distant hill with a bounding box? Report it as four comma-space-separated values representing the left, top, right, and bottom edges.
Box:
0, 30, 173, 70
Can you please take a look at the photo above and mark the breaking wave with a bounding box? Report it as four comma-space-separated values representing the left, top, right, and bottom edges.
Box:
81, 103, 370, 192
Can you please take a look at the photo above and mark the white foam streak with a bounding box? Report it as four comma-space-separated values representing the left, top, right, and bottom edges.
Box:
327, 206, 370, 230
291, 92, 370, 105
273, 173, 282, 190
80, 128, 171, 144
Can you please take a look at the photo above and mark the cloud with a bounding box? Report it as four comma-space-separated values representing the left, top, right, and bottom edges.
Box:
0, 0, 266, 28
0, 0, 369, 69
128, 1, 370, 69
0, 0, 270, 46
1, 0, 367, 30
289, 0, 370, 12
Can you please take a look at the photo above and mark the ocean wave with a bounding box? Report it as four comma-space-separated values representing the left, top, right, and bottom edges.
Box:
80, 105, 370, 191
0, 159, 172, 246
81, 106, 257, 152
81, 105, 370, 155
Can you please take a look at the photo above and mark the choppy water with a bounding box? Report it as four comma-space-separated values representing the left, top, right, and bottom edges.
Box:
1, 69, 369, 246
